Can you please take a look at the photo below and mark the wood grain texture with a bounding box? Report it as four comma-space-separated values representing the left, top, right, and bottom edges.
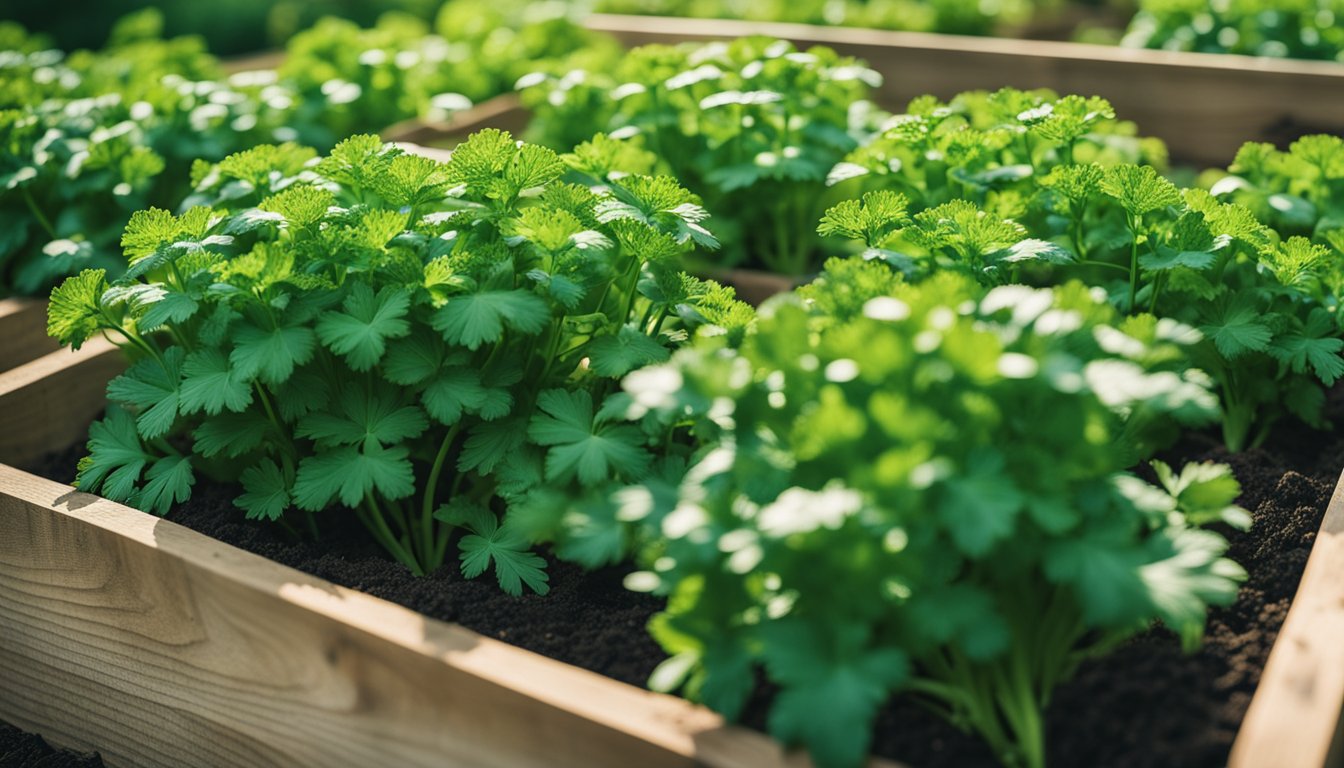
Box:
0, 337, 123, 467
0, 298, 59, 372
1229, 469, 1344, 768
0, 466, 902, 768
585, 14, 1344, 167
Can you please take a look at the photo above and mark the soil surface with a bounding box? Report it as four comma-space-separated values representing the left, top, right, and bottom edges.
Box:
0, 723, 103, 768
21, 401, 1344, 768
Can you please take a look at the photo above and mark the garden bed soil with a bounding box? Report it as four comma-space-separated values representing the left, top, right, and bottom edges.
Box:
0, 722, 104, 768
23, 401, 1343, 768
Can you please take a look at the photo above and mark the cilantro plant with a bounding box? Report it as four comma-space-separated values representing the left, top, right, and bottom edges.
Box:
824, 90, 1344, 451
522, 263, 1246, 768
519, 36, 885, 276
281, 0, 620, 137
1122, 0, 1344, 61
0, 12, 318, 294
1206, 135, 1344, 245
47, 131, 753, 588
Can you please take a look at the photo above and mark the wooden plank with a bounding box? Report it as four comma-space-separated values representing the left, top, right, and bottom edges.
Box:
0, 337, 123, 468
220, 50, 285, 75
0, 298, 58, 372
0, 466, 900, 768
1229, 468, 1344, 768
584, 14, 1344, 167
382, 95, 531, 147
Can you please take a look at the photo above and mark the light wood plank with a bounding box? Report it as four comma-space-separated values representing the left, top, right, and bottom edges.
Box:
585, 14, 1344, 167
382, 94, 531, 146
1229, 469, 1344, 768
0, 298, 59, 372
0, 466, 902, 768
0, 337, 123, 468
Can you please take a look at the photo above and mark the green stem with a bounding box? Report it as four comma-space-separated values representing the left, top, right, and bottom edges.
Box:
419, 420, 464, 571
1126, 214, 1141, 314
361, 494, 424, 576
20, 187, 58, 240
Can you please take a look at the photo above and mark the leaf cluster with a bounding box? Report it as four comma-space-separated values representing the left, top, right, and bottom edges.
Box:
519, 36, 885, 275
1122, 0, 1344, 61
528, 264, 1245, 768
824, 89, 1344, 451
49, 130, 752, 592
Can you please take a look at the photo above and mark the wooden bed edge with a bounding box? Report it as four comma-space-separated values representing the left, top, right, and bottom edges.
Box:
0, 463, 902, 768
0, 297, 59, 372
0, 336, 124, 468
1229, 468, 1344, 768
583, 13, 1344, 78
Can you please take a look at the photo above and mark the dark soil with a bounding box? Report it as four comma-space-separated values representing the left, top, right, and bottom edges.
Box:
0, 723, 103, 768
21, 404, 1342, 768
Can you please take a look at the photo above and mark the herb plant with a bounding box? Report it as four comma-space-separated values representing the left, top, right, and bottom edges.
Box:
826, 90, 1344, 451
1122, 0, 1344, 61
47, 131, 753, 588
518, 36, 885, 275
280, 0, 620, 137
0, 11, 319, 294
523, 262, 1246, 768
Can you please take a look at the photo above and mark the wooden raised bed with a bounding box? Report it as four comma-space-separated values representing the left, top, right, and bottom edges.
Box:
2, 181, 1341, 768
581, 14, 1344, 167
227, 14, 1344, 167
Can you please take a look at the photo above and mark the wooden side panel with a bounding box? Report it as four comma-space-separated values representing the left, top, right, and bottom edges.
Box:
0, 298, 59, 372
586, 14, 1344, 167
383, 95, 531, 147
0, 338, 123, 468
0, 467, 894, 768
1229, 470, 1344, 768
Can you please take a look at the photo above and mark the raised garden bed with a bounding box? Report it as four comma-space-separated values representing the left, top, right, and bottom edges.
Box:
3, 258, 1344, 768
384, 14, 1344, 169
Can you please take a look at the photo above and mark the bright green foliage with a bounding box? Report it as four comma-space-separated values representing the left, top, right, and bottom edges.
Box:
591, 0, 1041, 36
280, 1, 621, 137
523, 265, 1245, 768
519, 36, 884, 275
1123, 0, 1344, 61
824, 92, 1344, 451
0, 12, 321, 294
48, 132, 753, 590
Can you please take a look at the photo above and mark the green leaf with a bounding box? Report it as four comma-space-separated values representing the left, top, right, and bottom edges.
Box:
236, 459, 292, 521
528, 389, 652, 486
297, 385, 428, 448
179, 348, 253, 415
1100, 164, 1182, 217
192, 410, 272, 458
47, 269, 109, 349
431, 289, 551, 350
994, 238, 1076, 265
937, 453, 1024, 556
587, 325, 670, 378
760, 622, 907, 768
457, 418, 527, 474
230, 319, 317, 385
316, 283, 411, 371
1270, 308, 1344, 386
75, 407, 150, 502
135, 455, 195, 516
444, 500, 551, 596
1199, 296, 1273, 359
106, 348, 184, 440
292, 443, 416, 509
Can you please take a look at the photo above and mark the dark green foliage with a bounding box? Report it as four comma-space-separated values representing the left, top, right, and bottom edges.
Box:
825, 89, 1344, 450
524, 263, 1245, 768
1123, 0, 1344, 61
48, 131, 753, 588
519, 36, 885, 275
